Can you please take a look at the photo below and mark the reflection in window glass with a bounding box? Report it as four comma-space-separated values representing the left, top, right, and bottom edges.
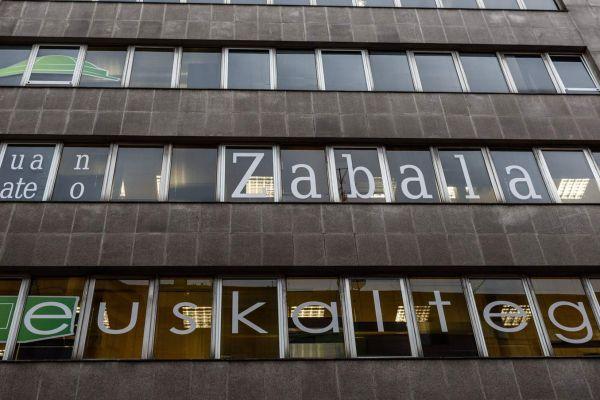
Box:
415, 53, 462, 92
79, 47, 127, 88
322, 52, 367, 91
439, 150, 496, 203
129, 48, 175, 88
14, 278, 85, 360
505, 55, 556, 93
83, 280, 149, 359
225, 148, 274, 202
551, 56, 598, 94
482, 0, 519, 8
287, 278, 345, 358
154, 278, 212, 359
333, 148, 386, 203
523, 0, 557, 9
169, 147, 218, 202
401, 0, 437, 6
0, 46, 31, 86
276, 51, 318, 91
52, 146, 109, 202
0, 145, 56, 202
29, 46, 80, 84
386, 149, 439, 203
471, 278, 543, 357
0, 279, 25, 358
110, 147, 164, 202
531, 278, 600, 356
230, 0, 267, 4
227, 50, 270, 90
273, 0, 310, 4
369, 52, 414, 92
221, 279, 279, 359
350, 279, 411, 357
441, 0, 477, 6
357, 0, 396, 6
460, 53, 509, 93
544, 150, 600, 203
179, 50, 221, 89
410, 279, 478, 357
490, 150, 550, 203
281, 148, 330, 203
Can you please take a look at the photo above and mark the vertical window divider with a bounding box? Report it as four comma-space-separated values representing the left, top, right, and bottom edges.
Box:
394, 0, 402, 7
273, 145, 282, 202
541, 53, 563, 94
497, 52, 519, 93
277, 277, 289, 358
72, 45, 87, 87
533, 148, 561, 203
522, 277, 553, 357
43, 143, 62, 201
217, 145, 226, 202
582, 148, 600, 195
73, 277, 95, 360
100, 144, 117, 201
315, 50, 325, 91
2, 277, 30, 360
431, 147, 450, 202
400, 278, 422, 357
171, 47, 183, 89
211, 277, 223, 359
461, 277, 488, 357
0, 143, 7, 172
20, 45, 39, 86
428, 146, 445, 202
406, 51, 423, 92
221, 49, 229, 89
362, 50, 374, 91
102, 144, 119, 201
434, 0, 444, 8
340, 277, 357, 358
159, 144, 173, 202
582, 277, 600, 331
452, 51, 470, 92
71, 277, 93, 360
141, 277, 159, 359
326, 146, 341, 202
123, 46, 135, 88
476, 0, 486, 8
377, 146, 393, 203
515, 0, 527, 8
270, 49, 277, 90
481, 147, 506, 203
579, 54, 600, 92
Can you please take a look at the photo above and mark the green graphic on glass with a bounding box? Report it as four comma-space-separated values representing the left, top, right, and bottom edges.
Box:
17, 296, 79, 343
0, 296, 18, 343
0, 55, 119, 81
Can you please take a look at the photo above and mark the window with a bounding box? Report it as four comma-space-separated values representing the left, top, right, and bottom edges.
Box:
27, 46, 81, 85
83, 280, 150, 359
0, 46, 31, 86
52, 146, 109, 202
349, 279, 412, 357
0, 279, 25, 358
224, 147, 274, 202
168, 147, 218, 202
316, 0, 353, 5
129, 48, 175, 88
273, 0, 310, 4
490, 150, 551, 203
438, 149, 497, 203
386, 149, 440, 203
79, 47, 127, 88
482, 0, 519, 8
221, 279, 280, 359
543, 150, 600, 203
227, 50, 271, 90
153, 278, 213, 360
333, 148, 387, 203
400, 0, 437, 6
230, 0, 267, 4
440, 0, 478, 7
414, 53, 462, 92
460, 53, 509, 93
357, 0, 396, 6
286, 278, 345, 358
0, 145, 56, 202
110, 147, 165, 202
522, 0, 557, 9
280, 148, 330, 202
179, 49, 221, 89
551, 56, 598, 94
505, 55, 557, 93
321, 51, 368, 91
276, 50, 318, 91
531, 278, 600, 356
369, 52, 414, 92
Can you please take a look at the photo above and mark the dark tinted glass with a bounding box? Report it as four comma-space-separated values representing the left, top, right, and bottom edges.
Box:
276, 51, 318, 90
369, 52, 414, 92
281, 148, 330, 202
225, 148, 274, 202
29, 46, 80, 84
386, 149, 439, 203
490, 150, 550, 203
0, 145, 56, 201
228, 50, 270, 90
460, 53, 509, 93
415, 53, 462, 92
79, 47, 127, 87
551, 56, 598, 94
441, 0, 477, 8
322, 52, 367, 91
110, 147, 164, 201
129, 48, 174, 88
0, 46, 31, 86
52, 146, 109, 202
179, 50, 221, 89
400, 0, 437, 6
439, 149, 496, 203
333, 148, 386, 203
523, 0, 557, 9
506, 55, 556, 93
544, 151, 600, 203
168, 147, 218, 202
482, 0, 519, 8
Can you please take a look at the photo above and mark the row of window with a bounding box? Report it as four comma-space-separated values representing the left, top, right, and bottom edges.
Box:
1, 45, 597, 94
0, 275, 599, 361
4, 142, 600, 204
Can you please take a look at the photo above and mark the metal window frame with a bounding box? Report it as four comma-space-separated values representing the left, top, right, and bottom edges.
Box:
541, 53, 566, 94
273, 145, 282, 202
451, 51, 470, 92
141, 277, 159, 359
122, 46, 136, 87
315, 50, 326, 91
401, 278, 423, 357
411, 50, 465, 93
522, 277, 553, 356
70, 277, 93, 359
159, 144, 172, 202
582, 277, 600, 333
22, 44, 86, 87
497, 52, 519, 93
532, 148, 562, 203
407, 51, 423, 92
501, 52, 561, 94
340, 278, 357, 358
462, 277, 488, 357
325, 146, 340, 202
2, 277, 30, 360
277, 277, 288, 358
362, 50, 375, 92
211, 277, 222, 359
123, 46, 178, 89
318, 49, 371, 91
73, 277, 95, 359
546, 53, 600, 94
481, 147, 506, 203
222, 48, 275, 90
456, 52, 513, 94
171, 47, 183, 89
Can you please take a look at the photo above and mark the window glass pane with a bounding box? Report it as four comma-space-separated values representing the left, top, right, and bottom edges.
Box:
532, 278, 600, 356
273, 0, 310, 4
154, 278, 212, 359
29, 46, 80, 84
544, 150, 600, 203
490, 150, 550, 203
316, 0, 353, 4
276, 50, 318, 91
281, 148, 330, 203
386, 149, 439, 203
551, 56, 598, 94
350, 279, 411, 357
415, 53, 462, 92
169, 147, 218, 202
0, 46, 31, 86
225, 147, 274, 202
333, 148, 386, 203
505, 55, 556, 93
287, 278, 345, 358
357, 0, 396, 6
460, 53, 509, 93
129, 48, 174, 88
482, 0, 519, 8
369, 52, 414, 92
221, 279, 279, 359
14, 278, 85, 360
439, 149, 497, 203
52, 146, 109, 202
400, 0, 437, 6
227, 50, 270, 90
523, 0, 557, 9
83, 280, 149, 359
179, 50, 221, 89
79, 47, 127, 88
322, 52, 367, 91
0, 145, 56, 202
0, 279, 25, 358
410, 278, 478, 357
470, 278, 543, 357
230, 0, 267, 4
441, 0, 478, 7
110, 147, 164, 202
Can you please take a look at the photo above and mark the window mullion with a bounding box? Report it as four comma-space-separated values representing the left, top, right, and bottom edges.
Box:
583, 148, 600, 197
102, 144, 119, 201
42, 143, 63, 202
340, 278, 357, 358
481, 147, 506, 203
221, 49, 229, 89
273, 145, 282, 202
21, 45, 39, 86
452, 51, 470, 92
217, 145, 226, 202
400, 278, 422, 357
74, 278, 95, 359
277, 277, 288, 358
431, 147, 451, 202
582, 278, 600, 331
542, 53, 563, 94
407, 51, 423, 92
211, 277, 223, 359
497, 52, 518, 93
270, 49, 277, 90
141, 278, 159, 359
3, 277, 30, 361
533, 148, 561, 203
123, 46, 135, 88
362, 50, 374, 91
326, 146, 340, 202
315, 50, 325, 91
72, 45, 87, 87
377, 146, 394, 203
71, 277, 94, 359
461, 277, 489, 357
522, 277, 553, 357
171, 47, 183, 89
160, 144, 173, 202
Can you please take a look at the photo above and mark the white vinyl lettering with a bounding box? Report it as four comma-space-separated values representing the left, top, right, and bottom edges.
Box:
0, 179, 37, 200
74, 154, 90, 171
23, 301, 72, 336
10, 154, 24, 170
170, 302, 198, 335
30, 154, 44, 170
69, 182, 85, 200
505, 165, 542, 200
341, 154, 375, 199
232, 291, 267, 334
97, 302, 139, 335
453, 154, 479, 200
231, 152, 268, 198
372, 290, 384, 332
483, 300, 528, 333
292, 301, 339, 334
548, 301, 593, 344
428, 290, 451, 333
291, 164, 322, 200
399, 165, 433, 200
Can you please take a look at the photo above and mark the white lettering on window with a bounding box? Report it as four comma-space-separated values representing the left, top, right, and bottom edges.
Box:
10, 154, 24, 170
372, 290, 384, 332
505, 165, 542, 200
0, 179, 38, 200
483, 300, 528, 333
428, 290, 451, 333
290, 164, 321, 200
548, 301, 593, 344
30, 154, 44, 170
23, 301, 72, 336
291, 301, 339, 334
341, 154, 375, 199
170, 302, 198, 335
74, 154, 90, 171
231, 152, 269, 198
97, 302, 139, 335
232, 291, 267, 334
453, 154, 479, 199
399, 164, 433, 200
69, 182, 85, 200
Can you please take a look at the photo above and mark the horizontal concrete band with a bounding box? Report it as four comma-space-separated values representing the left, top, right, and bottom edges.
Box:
1, 88, 600, 142
1, 358, 599, 400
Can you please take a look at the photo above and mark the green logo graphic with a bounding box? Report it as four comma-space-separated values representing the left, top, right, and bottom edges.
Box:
0, 55, 120, 81
0, 296, 17, 343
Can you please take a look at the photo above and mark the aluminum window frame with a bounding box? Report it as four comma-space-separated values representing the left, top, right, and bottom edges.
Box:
522, 277, 554, 356
458, 52, 513, 94
411, 50, 466, 93
546, 53, 600, 94
318, 49, 371, 91
499, 52, 561, 94
22, 44, 86, 87
124, 46, 179, 89
1, 277, 30, 361
222, 48, 275, 90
